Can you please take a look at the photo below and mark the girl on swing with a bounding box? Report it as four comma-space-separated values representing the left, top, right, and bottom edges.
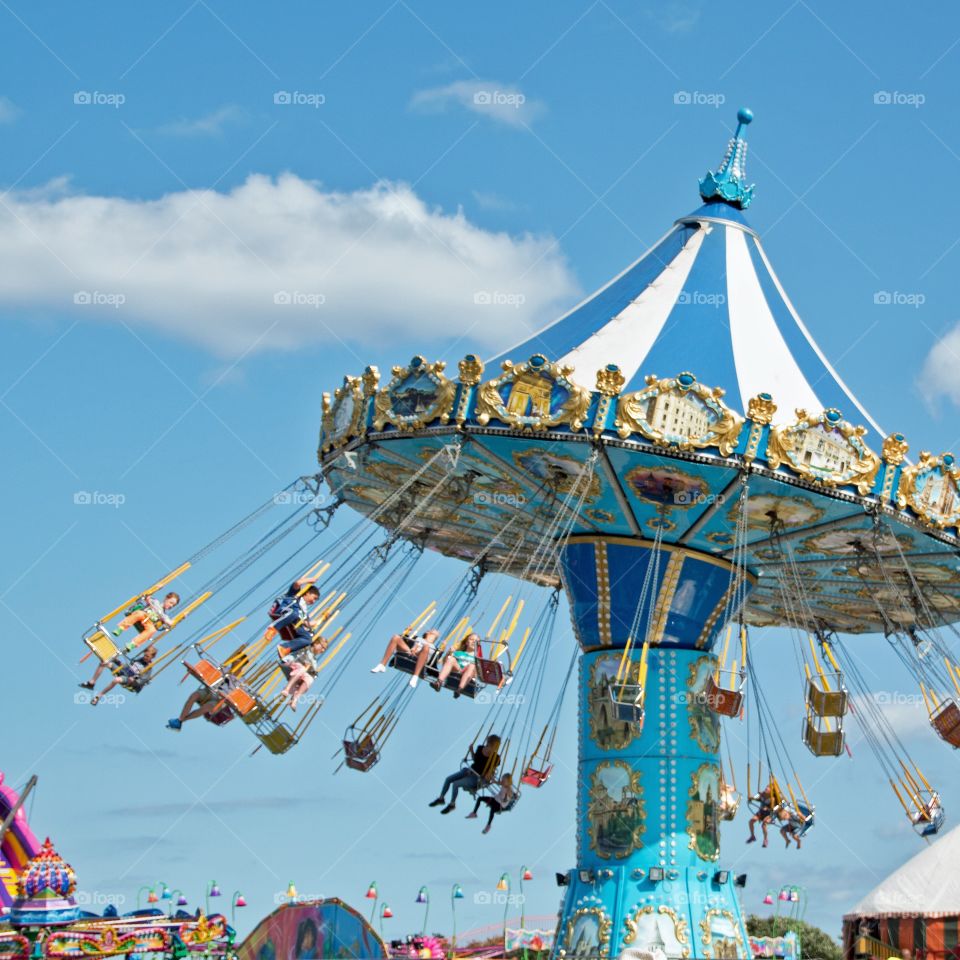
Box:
466, 772, 515, 834
431, 633, 479, 698
279, 636, 326, 711
429, 734, 501, 814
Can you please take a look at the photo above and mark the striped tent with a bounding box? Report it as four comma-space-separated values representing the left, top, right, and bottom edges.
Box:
843, 825, 960, 960
490, 108, 884, 440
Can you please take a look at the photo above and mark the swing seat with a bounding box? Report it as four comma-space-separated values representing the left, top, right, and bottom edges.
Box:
256, 724, 298, 755
223, 687, 259, 718
719, 791, 741, 821
802, 718, 844, 757
930, 700, 960, 748
203, 702, 235, 726
609, 683, 645, 724
84, 626, 121, 665
806, 678, 848, 718
390, 652, 480, 698
184, 659, 224, 688
521, 765, 552, 788
476, 658, 504, 687
343, 735, 380, 772
915, 807, 945, 837
795, 803, 815, 837
703, 674, 743, 717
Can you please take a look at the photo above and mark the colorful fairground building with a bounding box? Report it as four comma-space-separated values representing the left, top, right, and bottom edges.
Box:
0, 774, 237, 960
60, 106, 960, 959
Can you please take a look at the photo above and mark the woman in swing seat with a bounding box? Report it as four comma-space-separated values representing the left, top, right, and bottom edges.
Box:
466, 772, 515, 834
431, 634, 479, 698
429, 734, 501, 814
372, 628, 440, 689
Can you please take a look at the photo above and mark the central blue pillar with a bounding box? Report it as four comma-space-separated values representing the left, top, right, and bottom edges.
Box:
554, 537, 752, 960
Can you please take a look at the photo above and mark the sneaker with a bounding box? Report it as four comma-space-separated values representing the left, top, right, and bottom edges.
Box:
409, 676, 419, 689
441, 803, 455, 815
466, 812, 478, 820
482, 824, 491, 834
166, 719, 182, 731
371, 664, 386, 674
429, 798, 445, 808
78, 681, 94, 690
112, 629, 122, 637
746, 836, 756, 844
453, 689, 461, 700
431, 680, 442, 692
90, 696, 99, 706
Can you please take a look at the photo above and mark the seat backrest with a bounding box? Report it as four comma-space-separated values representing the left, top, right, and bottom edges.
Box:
476, 658, 504, 686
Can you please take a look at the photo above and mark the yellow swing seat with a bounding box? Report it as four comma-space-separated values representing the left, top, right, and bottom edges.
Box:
802, 717, 845, 757
83, 625, 121, 665
806, 676, 848, 718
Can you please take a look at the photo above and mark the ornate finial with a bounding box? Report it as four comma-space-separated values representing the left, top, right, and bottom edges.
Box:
595, 364, 625, 397
699, 106, 756, 209
882, 433, 909, 466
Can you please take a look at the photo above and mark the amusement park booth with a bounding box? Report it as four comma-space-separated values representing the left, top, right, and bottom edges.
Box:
843, 826, 960, 960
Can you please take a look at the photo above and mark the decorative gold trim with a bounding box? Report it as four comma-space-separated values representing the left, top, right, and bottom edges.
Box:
372, 356, 457, 432
696, 582, 738, 648
476, 355, 592, 432
766, 408, 881, 495
595, 541, 612, 646
882, 432, 909, 466
596, 364, 625, 397
700, 908, 746, 959
361, 365, 380, 397
321, 375, 366, 452
623, 905, 690, 957
563, 907, 612, 957
649, 552, 684, 644
587, 760, 645, 859
897, 450, 960, 531
564, 534, 751, 582
615, 372, 744, 456
457, 354, 484, 386
746, 392, 777, 425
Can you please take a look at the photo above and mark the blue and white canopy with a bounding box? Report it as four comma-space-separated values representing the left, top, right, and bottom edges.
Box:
490, 108, 883, 438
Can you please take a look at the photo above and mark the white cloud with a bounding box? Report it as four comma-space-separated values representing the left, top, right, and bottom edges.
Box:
410, 80, 543, 128
155, 104, 245, 137
644, 1, 701, 32
920, 321, 960, 407
0, 173, 577, 358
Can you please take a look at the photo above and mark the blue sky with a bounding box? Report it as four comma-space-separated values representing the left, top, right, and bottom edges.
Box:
3, 0, 960, 943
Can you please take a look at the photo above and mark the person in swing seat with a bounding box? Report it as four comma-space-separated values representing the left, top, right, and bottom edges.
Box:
429, 734, 501, 814
112, 592, 180, 651
372, 628, 440, 689
466, 772, 515, 834
88, 645, 158, 705
431, 634, 479, 698
746, 786, 775, 847
268, 577, 322, 656
280, 636, 327, 711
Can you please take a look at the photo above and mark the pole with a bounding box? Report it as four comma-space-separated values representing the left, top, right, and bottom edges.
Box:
451, 885, 457, 960
519, 869, 527, 960
501, 876, 511, 957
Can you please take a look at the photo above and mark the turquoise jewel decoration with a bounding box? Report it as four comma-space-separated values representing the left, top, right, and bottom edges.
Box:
699, 106, 756, 209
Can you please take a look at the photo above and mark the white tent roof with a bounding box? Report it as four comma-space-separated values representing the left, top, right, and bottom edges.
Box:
846, 825, 960, 917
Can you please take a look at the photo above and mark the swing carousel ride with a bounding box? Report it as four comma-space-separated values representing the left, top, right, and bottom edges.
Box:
79, 108, 960, 959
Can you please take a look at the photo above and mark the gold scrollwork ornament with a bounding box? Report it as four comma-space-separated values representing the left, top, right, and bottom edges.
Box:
563, 907, 612, 956
321, 374, 366, 452
766, 408, 881, 495
616, 372, 744, 456
897, 450, 960, 531
475, 355, 591, 432
372, 355, 457, 432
